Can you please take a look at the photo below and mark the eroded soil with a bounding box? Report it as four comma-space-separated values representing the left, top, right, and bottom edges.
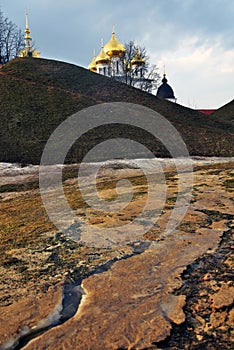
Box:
0, 159, 233, 349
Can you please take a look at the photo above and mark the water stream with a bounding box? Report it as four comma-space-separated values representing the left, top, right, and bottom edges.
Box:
1, 241, 151, 350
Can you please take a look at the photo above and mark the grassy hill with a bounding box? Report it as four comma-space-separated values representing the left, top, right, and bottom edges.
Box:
0, 57, 233, 164
210, 99, 234, 131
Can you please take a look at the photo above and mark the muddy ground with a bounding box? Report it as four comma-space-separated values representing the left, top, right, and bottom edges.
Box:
0, 158, 233, 349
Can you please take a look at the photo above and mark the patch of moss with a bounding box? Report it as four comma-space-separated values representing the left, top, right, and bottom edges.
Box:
224, 178, 234, 190
0, 181, 39, 193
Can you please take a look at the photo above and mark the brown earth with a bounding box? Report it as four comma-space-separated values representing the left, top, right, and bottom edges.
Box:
0, 158, 233, 349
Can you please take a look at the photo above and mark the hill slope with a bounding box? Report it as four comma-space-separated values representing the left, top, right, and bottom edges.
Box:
0, 58, 233, 164
210, 99, 234, 131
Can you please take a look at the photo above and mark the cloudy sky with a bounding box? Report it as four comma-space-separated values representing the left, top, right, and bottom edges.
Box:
1, 0, 233, 108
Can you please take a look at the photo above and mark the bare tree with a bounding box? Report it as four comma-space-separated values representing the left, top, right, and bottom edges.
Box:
122, 40, 161, 93
0, 10, 24, 65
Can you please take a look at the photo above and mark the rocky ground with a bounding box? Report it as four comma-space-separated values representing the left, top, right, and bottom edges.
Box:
0, 158, 233, 349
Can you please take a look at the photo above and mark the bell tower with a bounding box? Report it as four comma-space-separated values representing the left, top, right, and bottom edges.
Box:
19, 14, 40, 58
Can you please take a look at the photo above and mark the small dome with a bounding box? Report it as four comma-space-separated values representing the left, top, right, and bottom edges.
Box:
104, 31, 126, 58
131, 48, 145, 66
88, 53, 97, 72
25, 28, 31, 39
156, 74, 175, 99
96, 46, 110, 65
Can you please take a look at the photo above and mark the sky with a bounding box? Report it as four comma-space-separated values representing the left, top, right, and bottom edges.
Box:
0, 0, 233, 109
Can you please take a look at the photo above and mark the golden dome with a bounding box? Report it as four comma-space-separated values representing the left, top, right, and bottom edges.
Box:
96, 46, 110, 65
88, 52, 97, 72
104, 30, 126, 58
25, 28, 31, 39
131, 48, 145, 66
19, 48, 40, 58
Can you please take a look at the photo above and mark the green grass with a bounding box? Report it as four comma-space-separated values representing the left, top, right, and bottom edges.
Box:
0, 57, 233, 164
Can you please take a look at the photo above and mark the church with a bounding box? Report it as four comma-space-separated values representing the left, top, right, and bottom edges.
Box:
87, 28, 157, 93
88, 28, 176, 100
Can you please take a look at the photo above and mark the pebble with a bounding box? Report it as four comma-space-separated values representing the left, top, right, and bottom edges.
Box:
196, 334, 203, 341
202, 273, 212, 281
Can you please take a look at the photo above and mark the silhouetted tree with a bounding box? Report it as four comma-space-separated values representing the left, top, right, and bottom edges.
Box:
0, 10, 24, 65
123, 40, 160, 93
